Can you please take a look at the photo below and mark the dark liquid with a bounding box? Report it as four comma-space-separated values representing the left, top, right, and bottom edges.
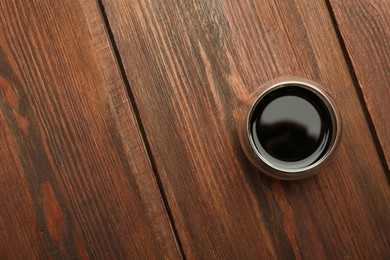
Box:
250, 86, 333, 170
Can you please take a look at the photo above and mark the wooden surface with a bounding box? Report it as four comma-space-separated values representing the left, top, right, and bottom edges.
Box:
101, 0, 390, 259
329, 0, 390, 170
0, 0, 180, 259
1, 0, 389, 259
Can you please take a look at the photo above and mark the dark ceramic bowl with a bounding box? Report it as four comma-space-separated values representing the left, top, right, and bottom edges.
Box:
238, 77, 341, 180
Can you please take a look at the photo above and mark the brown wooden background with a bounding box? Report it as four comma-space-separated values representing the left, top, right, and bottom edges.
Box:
1, 0, 389, 259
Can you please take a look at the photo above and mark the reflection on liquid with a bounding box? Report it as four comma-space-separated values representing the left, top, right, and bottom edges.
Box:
256, 121, 319, 162
250, 87, 333, 169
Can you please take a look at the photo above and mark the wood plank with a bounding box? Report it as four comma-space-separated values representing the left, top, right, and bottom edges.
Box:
101, 0, 390, 258
0, 0, 180, 258
328, 0, 390, 170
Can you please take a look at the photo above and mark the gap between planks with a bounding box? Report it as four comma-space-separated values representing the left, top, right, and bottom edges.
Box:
324, 0, 390, 181
94, 0, 187, 258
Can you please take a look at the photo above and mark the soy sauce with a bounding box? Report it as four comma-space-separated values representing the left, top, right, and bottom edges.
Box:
250, 85, 333, 170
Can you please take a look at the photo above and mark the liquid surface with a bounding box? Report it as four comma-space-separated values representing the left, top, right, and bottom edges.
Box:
250, 86, 332, 170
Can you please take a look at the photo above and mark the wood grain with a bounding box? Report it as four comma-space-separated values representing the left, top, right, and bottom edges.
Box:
328, 0, 390, 170
0, 0, 180, 258
102, 0, 390, 258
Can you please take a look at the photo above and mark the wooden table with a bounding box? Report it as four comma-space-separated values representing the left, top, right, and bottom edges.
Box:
1, 0, 389, 258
